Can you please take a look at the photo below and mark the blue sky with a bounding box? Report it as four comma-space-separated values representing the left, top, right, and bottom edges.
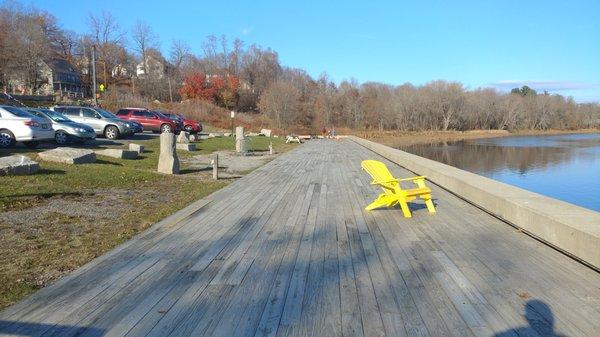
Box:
30, 0, 600, 102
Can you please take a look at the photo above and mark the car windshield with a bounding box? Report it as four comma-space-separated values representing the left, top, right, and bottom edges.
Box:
2, 106, 36, 118
38, 109, 72, 122
93, 108, 118, 119
154, 111, 170, 119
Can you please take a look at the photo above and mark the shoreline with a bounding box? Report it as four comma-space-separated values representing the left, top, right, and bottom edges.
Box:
357, 128, 599, 147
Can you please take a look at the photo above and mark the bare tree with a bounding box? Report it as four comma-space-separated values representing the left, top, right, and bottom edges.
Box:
88, 11, 124, 45
170, 39, 191, 72
201, 35, 219, 73
241, 45, 281, 94
228, 38, 244, 75
1, 8, 53, 94
131, 20, 158, 75
85, 10, 128, 86
220, 35, 228, 71
258, 80, 301, 128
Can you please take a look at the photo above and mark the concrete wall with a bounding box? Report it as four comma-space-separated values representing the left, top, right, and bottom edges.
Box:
349, 136, 600, 270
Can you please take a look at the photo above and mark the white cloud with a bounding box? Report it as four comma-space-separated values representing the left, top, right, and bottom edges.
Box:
241, 27, 253, 35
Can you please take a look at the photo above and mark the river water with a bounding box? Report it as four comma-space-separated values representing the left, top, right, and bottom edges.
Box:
399, 133, 600, 212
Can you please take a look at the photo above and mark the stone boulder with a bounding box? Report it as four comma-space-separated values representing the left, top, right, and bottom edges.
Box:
129, 143, 144, 153
235, 126, 245, 139
38, 148, 96, 164
0, 155, 39, 176
260, 129, 272, 137
208, 132, 223, 138
189, 134, 198, 142
176, 143, 196, 151
158, 132, 179, 174
223, 132, 232, 137
236, 138, 249, 154
286, 136, 302, 144
96, 149, 138, 160
177, 131, 190, 143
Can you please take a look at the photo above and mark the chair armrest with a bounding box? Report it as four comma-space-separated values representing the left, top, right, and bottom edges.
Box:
370, 178, 399, 185
397, 176, 426, 182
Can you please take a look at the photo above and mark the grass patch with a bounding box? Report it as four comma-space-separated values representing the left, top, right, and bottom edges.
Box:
196, 135, 296, 154
0, 132, 297, 309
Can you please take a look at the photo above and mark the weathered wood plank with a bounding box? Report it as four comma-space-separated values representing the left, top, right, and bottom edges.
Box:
2, 139, 599, 337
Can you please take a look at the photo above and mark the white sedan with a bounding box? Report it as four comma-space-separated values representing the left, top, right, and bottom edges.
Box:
0, 105, 55, 148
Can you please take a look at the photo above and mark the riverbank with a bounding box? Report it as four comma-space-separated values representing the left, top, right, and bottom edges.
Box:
358, 128, 599, 147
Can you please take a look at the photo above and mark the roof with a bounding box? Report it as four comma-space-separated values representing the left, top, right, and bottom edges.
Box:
48, 58, 80, 75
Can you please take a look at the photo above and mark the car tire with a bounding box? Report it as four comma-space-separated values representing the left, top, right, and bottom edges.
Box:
0, 129, 15, 148
160, 124, 172, 133
184, 125, 194, 133
104, 125, 120, 140
55, 131, 69, 145
23, 141, 39, 148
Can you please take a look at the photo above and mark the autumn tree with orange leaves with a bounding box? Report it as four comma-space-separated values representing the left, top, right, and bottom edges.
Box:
179, 72, 239, 109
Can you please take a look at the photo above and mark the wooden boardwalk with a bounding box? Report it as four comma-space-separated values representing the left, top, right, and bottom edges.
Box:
1, 139, 598, 337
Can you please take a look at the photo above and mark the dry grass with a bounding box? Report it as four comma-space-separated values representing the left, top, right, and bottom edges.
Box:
358, 128, 600, 147
101, 92, 288, 135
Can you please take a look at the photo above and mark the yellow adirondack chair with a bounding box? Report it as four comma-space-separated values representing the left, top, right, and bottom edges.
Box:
361, 160, 436, 218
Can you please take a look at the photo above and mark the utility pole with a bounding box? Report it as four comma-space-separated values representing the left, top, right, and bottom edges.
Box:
102, 61, 107, 89
91, 44, 97, 105
168, 76, 173, 103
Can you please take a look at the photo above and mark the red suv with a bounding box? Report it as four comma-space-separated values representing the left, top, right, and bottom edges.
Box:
115, 108, 177, 133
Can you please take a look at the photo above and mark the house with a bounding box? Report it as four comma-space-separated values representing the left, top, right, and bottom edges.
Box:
111, 64, 129, 78
49, 59, 86, 98
136, 55, 166, 79
7, 58, 87, 98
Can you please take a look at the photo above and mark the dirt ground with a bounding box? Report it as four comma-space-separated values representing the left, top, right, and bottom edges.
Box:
0, 175, 229, 308
182, 150, 277, 177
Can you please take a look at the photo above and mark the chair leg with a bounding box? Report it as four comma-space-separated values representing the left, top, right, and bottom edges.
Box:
422, 194, 436, 213
365, 194, 396, 211
398, 199, 412, 218
425, 198, 436, 213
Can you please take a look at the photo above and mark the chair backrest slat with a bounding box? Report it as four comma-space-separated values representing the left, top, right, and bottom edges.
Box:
361, 160, 395, 183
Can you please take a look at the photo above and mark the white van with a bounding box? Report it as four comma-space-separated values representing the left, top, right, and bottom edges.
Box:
0, 105, 54, 148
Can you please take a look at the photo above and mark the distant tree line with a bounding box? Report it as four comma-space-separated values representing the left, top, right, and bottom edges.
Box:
1, 1, 598, 131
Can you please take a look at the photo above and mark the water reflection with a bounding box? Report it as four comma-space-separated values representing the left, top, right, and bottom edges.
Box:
400, 133, 600, 211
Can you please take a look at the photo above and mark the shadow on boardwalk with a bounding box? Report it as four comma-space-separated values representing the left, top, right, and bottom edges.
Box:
0, 320, 105, 336
493, 300, 566, 337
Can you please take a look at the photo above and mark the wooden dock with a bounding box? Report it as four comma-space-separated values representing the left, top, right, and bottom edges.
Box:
1, 139, 598, 337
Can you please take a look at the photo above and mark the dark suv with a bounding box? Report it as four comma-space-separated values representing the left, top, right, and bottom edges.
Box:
162, 112, 202, 134
154, 111, 183, 133
115, 108, 177, 133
